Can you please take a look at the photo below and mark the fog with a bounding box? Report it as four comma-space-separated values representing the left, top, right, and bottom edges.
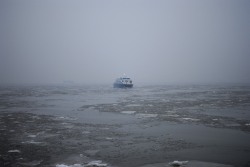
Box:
0, 0, 250, 85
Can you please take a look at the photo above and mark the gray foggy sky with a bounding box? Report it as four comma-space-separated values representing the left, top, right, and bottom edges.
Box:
0, 0, 250, 84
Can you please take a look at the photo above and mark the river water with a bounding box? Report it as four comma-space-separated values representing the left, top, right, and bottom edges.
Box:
0, 84, 250, 167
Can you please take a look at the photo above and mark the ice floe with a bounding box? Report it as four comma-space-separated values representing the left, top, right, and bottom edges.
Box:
186, 161, 233, 167
31, 115, 41, 119
22, 140, 46, 145
163, 114, 179, 117
165, 111, 176, 113
19, 160, 43, 166
136, 113, 158, 118
56, 164, 83, 167
125, 104, 141, 107
56, 161, 107, 167
181, 118, 200, 121
26, 120, 35, 123
111, 160, 233, 167
56, 160, 109, 167
86, 160, 107, 167
28, 134, 37, 138
169, 160, 188, 166
82, 131, 90, 134
121, 111, 136, 114
8, 150, 21, 153
55, 116, 77, 121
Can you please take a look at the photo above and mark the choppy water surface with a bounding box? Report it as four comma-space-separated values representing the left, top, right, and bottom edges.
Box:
0, 84, 250, 167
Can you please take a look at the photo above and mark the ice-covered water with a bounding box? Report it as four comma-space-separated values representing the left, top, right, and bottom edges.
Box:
1, 84, 249, 118
1, 84, 250, 167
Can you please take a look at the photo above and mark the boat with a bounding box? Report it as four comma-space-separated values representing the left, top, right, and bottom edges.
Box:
113, 76, 133, 88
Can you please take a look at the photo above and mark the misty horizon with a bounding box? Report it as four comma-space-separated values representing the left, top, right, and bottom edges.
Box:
1, 0, 250, 85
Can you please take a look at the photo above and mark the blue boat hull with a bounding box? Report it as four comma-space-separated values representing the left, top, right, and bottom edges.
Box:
113, 83, 133, 88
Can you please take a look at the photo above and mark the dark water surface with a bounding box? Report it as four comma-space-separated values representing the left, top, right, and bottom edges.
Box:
1, 84, 250, 167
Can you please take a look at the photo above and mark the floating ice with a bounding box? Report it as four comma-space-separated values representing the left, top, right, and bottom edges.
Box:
8, 150, 21, 153
121, 111, 136, 114
61, 122, 70, 125
71, 164, 83, 167
105, 137, 113, 140
56, 164, 68, 167
169, 160, 188, 166
26, 120, 35, 123
28, 135, 37, 138
245, 123, 250, 126
165, 111, 176, 113
163, 114, 179, 117
136, 114, 158, 119
82, 131, 90, 134
86, 160, 107, 167
31, 116, 41, 119
55, 116, 77, 121
56, 164, 83, 167
22, 140, 46, 145
184, 160, 234, 167
20, 160, 42, 166
125, 104, 141, 107
182, 118, 199, 121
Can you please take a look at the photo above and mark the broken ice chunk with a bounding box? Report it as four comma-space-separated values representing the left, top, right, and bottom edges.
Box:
121, 111, 136, 114
136, 113, 158, 118
28, 135, 37, 138
86, 160, 107, 167
169, 160, 188, 166
8, 150, 21, 153
56, 164, 83, 167
182, 118, 199, 121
